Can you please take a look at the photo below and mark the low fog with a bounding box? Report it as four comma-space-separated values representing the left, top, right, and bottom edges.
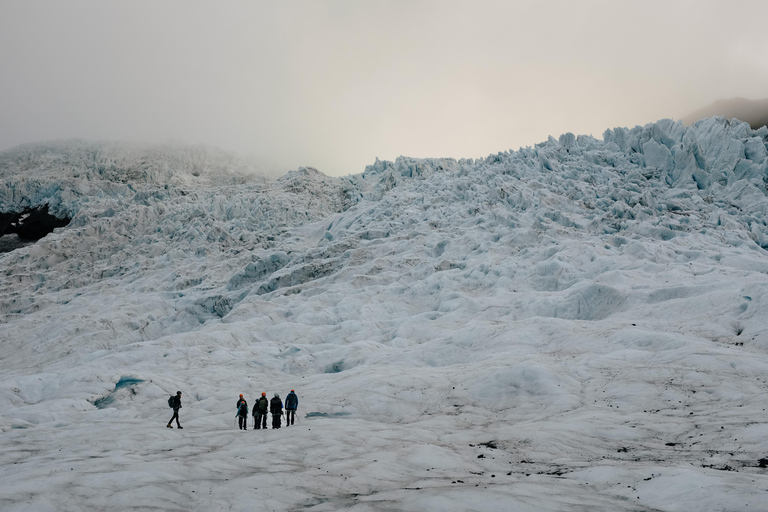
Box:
1, 0, 767, 176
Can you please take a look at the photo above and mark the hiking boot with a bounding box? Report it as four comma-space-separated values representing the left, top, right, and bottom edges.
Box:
177, 426, 183, 429
167, 424, 173, 428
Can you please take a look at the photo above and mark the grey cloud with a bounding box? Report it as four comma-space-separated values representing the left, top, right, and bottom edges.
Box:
1, 0, 766, 176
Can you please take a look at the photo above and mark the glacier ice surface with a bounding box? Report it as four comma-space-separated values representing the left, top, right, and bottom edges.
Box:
1, 119, 768, 510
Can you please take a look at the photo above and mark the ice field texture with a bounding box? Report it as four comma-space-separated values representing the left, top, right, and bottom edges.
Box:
1, 118, 768, 511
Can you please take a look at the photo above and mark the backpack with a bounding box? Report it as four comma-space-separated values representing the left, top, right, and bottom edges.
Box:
238, 403, 248, 416
168, 395, 175, 408
258, 397, 269, 414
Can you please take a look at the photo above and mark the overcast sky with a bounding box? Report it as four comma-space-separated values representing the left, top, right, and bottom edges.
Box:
1, 1, 767, 176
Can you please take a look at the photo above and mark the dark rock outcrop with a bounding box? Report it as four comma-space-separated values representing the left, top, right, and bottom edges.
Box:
0, 205, 70, 241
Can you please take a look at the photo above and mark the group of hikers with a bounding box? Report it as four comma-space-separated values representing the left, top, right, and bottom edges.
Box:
166, 389, 299, 430
236, 390, 299, 429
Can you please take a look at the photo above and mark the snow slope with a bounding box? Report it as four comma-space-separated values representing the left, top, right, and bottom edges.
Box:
1, 119, 768, 511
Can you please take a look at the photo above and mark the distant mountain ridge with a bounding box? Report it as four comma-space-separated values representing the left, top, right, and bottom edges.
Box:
682, 97, 768, 129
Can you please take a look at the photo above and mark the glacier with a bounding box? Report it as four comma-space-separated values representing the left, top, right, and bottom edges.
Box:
1, 118, 768, 510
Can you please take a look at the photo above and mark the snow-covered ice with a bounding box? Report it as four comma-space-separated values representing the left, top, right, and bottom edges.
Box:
1, 118, 768, 510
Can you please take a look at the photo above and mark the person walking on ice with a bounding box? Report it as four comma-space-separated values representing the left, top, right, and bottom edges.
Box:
167, 391, 183, 429
270, 393, 283, 429
236, 394, 248, 430
253, 392, 268, 429
285, 389, 298, 426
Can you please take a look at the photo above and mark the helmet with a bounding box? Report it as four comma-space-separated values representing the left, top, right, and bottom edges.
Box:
291, 389, 294, 392
239, 394, 243, 398
261, 392, 266, 396
274, 393, 279, 398
177, 391, 182, 395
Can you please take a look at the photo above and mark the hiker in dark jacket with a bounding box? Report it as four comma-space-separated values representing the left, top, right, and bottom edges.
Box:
236, 394, 248, 430
253, 392, 269, 429
285, 389, 298, 426
270, 393, 283, 429
167, 391, 183, 429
